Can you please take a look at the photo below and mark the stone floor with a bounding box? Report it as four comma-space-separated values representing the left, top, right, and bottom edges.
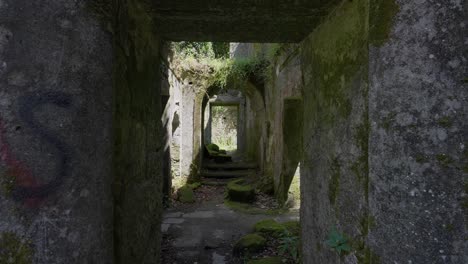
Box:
161, 198, 299, 264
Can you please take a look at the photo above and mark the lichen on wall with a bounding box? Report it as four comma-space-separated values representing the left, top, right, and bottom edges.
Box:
0, 232, 33, 264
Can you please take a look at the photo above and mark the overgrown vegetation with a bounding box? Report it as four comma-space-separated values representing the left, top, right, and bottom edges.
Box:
278, 229, 300, 262
170, 42, 274, 91
236, 220, 301, 264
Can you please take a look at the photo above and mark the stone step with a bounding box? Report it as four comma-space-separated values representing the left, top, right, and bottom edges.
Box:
203, 162, 257, 170
201, 170, 254, 178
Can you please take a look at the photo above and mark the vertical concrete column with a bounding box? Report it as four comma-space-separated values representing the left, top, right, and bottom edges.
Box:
180, 85, 196, 179
237, 97, 247, 155
0, 0, 113, 263
369, 0, 467, 262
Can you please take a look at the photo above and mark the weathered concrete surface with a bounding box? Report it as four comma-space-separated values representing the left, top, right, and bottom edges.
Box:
161, 56, 184, 191
300, 0, 370, 262
368, 0, 468, 263
0, 0, 113, 263
231, 43, 303, 200
112, 0, 164, 263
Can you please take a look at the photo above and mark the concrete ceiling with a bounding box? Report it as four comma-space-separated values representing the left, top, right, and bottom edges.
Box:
153, 0, 338, 42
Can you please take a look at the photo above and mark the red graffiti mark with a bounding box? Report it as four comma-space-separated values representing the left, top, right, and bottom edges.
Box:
0, 118, 42, 207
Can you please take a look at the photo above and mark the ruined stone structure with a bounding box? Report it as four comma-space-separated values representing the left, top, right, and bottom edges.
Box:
0, 0, 466, 263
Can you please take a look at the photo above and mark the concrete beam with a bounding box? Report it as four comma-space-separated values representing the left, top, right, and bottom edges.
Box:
153, 0, 337, 42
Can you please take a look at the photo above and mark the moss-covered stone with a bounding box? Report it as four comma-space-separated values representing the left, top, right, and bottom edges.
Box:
0, 232, 33, 264
282, 221, 301, 236
177, 185, 195, 203
328, 157, 341, 205
437, 116, 452, 128
369, 0, 400, 46
247, 257, 283, 264
254, 219, 285, 236
233, 234, 266, 255
227, 179, 255, 203
0, 169, 16, 196
206, 143, 220, 153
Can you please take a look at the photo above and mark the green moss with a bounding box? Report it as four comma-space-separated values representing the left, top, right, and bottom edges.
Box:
177, 185, 195, 203
233, 234, 266, 255
302, 0, 369, 126
206, 143, 220, 152
226, 179, 255, 203
0, 232, 33, 264
360, 213, 376, 238
369, 0, 400, 46
415, 154, 428, 163
0, 169, 15, 196
436, 154, 453, 168
282, 221, 301, 236
254, 219, 286, 236
437, 116, 452, 128
328, 157, 341, 205
247, 257, 283, 264
353, 118, 370, 198
356, 246, 381, 264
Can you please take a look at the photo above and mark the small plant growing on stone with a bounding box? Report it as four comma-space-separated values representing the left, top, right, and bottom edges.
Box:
278, 229, 300, 263
325, 228, 351, 254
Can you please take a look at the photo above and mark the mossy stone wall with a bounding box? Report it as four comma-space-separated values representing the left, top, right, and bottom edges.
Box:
299, 0, 371, 262
112, 0, 164, 263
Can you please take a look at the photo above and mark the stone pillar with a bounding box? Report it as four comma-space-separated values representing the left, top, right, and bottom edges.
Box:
0, 0, 113, 263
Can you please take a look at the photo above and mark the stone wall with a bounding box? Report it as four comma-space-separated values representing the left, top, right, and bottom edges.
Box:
112, 0, 164, 263
299, 0, 370, 262
161, 56, 184, 190
0, 0, 114, 263
0, 0, 166, 263
248, 0, 468, 263
368, 0, 468, 263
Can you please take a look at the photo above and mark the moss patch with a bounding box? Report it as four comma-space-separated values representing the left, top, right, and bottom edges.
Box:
436, 154, 453, 168
415, 154, 429, 163
328, 157, 341, 205
254, 219, 285, 236
206, 143, 220, 153
369, 0, 400, 46
234, 234, 267, 255
0, 169, 16, 196
0, 232, 33, 264
282, 221, 301, 236
437, 116, 452, 128
177, 185, 195, 203
226, 179, 255, 203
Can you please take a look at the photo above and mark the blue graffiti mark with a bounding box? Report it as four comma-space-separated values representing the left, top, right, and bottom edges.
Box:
11, 91, 73, 201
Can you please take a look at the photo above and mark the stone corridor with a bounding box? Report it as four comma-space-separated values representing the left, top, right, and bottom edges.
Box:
0, 0, 466, 264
